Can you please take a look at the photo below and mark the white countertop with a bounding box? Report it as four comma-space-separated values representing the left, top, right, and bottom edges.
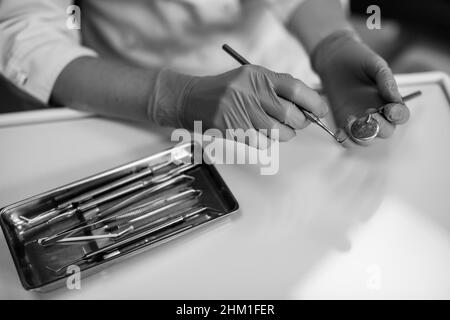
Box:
0, 72, 449, 299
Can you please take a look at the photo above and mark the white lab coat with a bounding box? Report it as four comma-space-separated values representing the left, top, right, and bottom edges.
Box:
0, 0, 319, 103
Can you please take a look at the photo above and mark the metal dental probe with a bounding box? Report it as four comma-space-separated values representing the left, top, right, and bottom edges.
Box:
49, 206, 209, 273
44, 189, 202, 245
37, 175, 197, 245
20, 160, 176, 227
48, 162, 196, 221
400, 90, 422, 102
83, 169, 196, 220
52, 226, 135, 244
103, 191, 202, 232
69, 163, 196, 213
222, 44, 347, 144
100, 207, 223, 261
376, 90, 422, 118
54, 198, 197, 244
22, 163, 197, 236
111, 189, 202, 221
100, 224, 194, 261
36, 176, 195, 245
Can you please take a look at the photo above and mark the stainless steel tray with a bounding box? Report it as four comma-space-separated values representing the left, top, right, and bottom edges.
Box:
0, 142, 239, 292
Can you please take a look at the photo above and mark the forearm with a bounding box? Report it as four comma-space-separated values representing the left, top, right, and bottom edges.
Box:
286, 0, 354, 55
51, 56, 194, 126
51, 57, 157, 122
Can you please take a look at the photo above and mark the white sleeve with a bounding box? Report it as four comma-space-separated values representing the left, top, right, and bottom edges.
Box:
0, 0, 97, 103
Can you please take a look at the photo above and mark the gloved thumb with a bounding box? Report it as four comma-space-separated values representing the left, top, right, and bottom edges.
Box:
366, 56, 402, 103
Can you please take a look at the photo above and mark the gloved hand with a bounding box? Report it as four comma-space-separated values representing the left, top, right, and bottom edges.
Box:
149, 65, 328, 148
312, 30, 410, 145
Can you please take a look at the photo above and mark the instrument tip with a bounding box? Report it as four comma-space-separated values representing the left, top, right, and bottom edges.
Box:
335, 129, 349, 144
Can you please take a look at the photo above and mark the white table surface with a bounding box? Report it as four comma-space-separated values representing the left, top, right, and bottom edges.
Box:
0, 72, 449, 299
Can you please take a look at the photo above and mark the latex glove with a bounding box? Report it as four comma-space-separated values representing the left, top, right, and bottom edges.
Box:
312, 30, 409, 145
150, 66, 328, 148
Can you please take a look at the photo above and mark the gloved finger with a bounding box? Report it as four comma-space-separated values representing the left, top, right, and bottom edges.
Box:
335, 128, 354, 148
278, 97, 310, 129
264, 71, 328, 117
371, 112, 396, 139
364, 55, 402, 103
228, 126, 273, 150
380, 102, 410, 125
249, 105, 296, 142
259, 80, 309, 129
269, 115, 297, 142
253, 131, 274, 150
365, 108, 377, 116
223, 116, 274, 150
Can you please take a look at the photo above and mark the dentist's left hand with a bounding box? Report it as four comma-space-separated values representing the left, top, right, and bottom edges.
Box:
312, 30, 409, 145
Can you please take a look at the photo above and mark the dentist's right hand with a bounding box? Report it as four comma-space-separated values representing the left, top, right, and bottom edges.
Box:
169, 65, 328, 148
